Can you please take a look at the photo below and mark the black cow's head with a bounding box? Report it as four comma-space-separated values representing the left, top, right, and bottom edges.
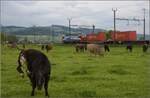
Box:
17, 49, 27, 78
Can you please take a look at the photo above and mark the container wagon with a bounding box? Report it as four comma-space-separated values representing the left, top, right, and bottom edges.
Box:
111, 31, 137, 41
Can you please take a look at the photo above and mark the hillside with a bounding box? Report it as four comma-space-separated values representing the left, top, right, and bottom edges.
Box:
1, 25, 106, 36
1, 25, 149, 40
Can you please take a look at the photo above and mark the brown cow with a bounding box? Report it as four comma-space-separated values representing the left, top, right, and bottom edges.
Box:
75, 43, 87, 52
45, 44, 53, 53
87, 44, 104, 56
7, 42, 17, 48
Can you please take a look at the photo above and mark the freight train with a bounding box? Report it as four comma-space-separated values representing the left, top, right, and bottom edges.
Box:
62, 31, 149, 44
79, 31, 137, 42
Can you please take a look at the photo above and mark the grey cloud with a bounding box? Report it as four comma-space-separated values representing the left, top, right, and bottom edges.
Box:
1, 1, 149, 34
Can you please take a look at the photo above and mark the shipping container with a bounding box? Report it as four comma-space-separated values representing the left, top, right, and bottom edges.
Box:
111, 31, 137, 41
97, 32, 106, 41
86, 33, 97, 41
80, 32, 106, 42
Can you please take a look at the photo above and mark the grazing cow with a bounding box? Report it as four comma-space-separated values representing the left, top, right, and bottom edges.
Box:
17, 49, 51, 96
7, 42, 17, 48
75, 43, 87, 52
87, 44, 104, 56
41, 45, 45, 50
143, 42, 148, 52
45, 44, 53, 53
126, 42, 132, 52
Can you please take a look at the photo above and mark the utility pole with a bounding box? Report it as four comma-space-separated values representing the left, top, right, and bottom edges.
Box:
33, 25, 36, 43
92, 25, 95, 33
112, 8, 117, 41
67, 18, 72, 35
49, 26, 51, 42
4, 32, 7, 44
143, 8, 146, 40
51, 25, 54, 43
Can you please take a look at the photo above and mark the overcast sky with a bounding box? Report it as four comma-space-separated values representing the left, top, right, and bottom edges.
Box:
1, 1, 149, 34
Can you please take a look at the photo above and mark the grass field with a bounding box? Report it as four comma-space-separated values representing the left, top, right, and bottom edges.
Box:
1, 44, 150, 98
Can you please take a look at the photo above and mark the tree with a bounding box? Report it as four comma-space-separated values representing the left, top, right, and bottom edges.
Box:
7, 34, 18, 42
105, 30, 112, 40
139, 36, 144, 40
0, 32, 7, 43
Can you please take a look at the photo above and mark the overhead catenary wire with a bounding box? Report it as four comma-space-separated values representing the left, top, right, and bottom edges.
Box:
115, 8, 146, 40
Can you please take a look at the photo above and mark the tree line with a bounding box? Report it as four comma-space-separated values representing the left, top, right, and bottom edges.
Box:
1, 32, 18, 43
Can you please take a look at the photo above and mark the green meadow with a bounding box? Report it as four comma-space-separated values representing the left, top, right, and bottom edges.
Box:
1, 44, 150, 98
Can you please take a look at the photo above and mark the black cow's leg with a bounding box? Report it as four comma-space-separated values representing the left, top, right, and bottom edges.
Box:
17, 66, 24, 74
31, 80, 36, 96
44, 75, 49, 97
27, 72, 32, 86
81, 48, 84, 52
108, 47, 110, 52
47, 49, 49, 53
76, 47, 78, 52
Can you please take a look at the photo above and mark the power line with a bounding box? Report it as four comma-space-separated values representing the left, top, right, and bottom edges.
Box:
143, 8, 146, 40
92, 25, 95, 33
51, 25, 54, 43
32, 25, 36, 43
114, 8, 146, 40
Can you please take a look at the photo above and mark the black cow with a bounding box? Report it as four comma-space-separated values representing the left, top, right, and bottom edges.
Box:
41, 45, 45, 50
17, 49, 51, 96
104, 43, 110, 52
126, 42, 132, 52
143, 42, 148, 52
